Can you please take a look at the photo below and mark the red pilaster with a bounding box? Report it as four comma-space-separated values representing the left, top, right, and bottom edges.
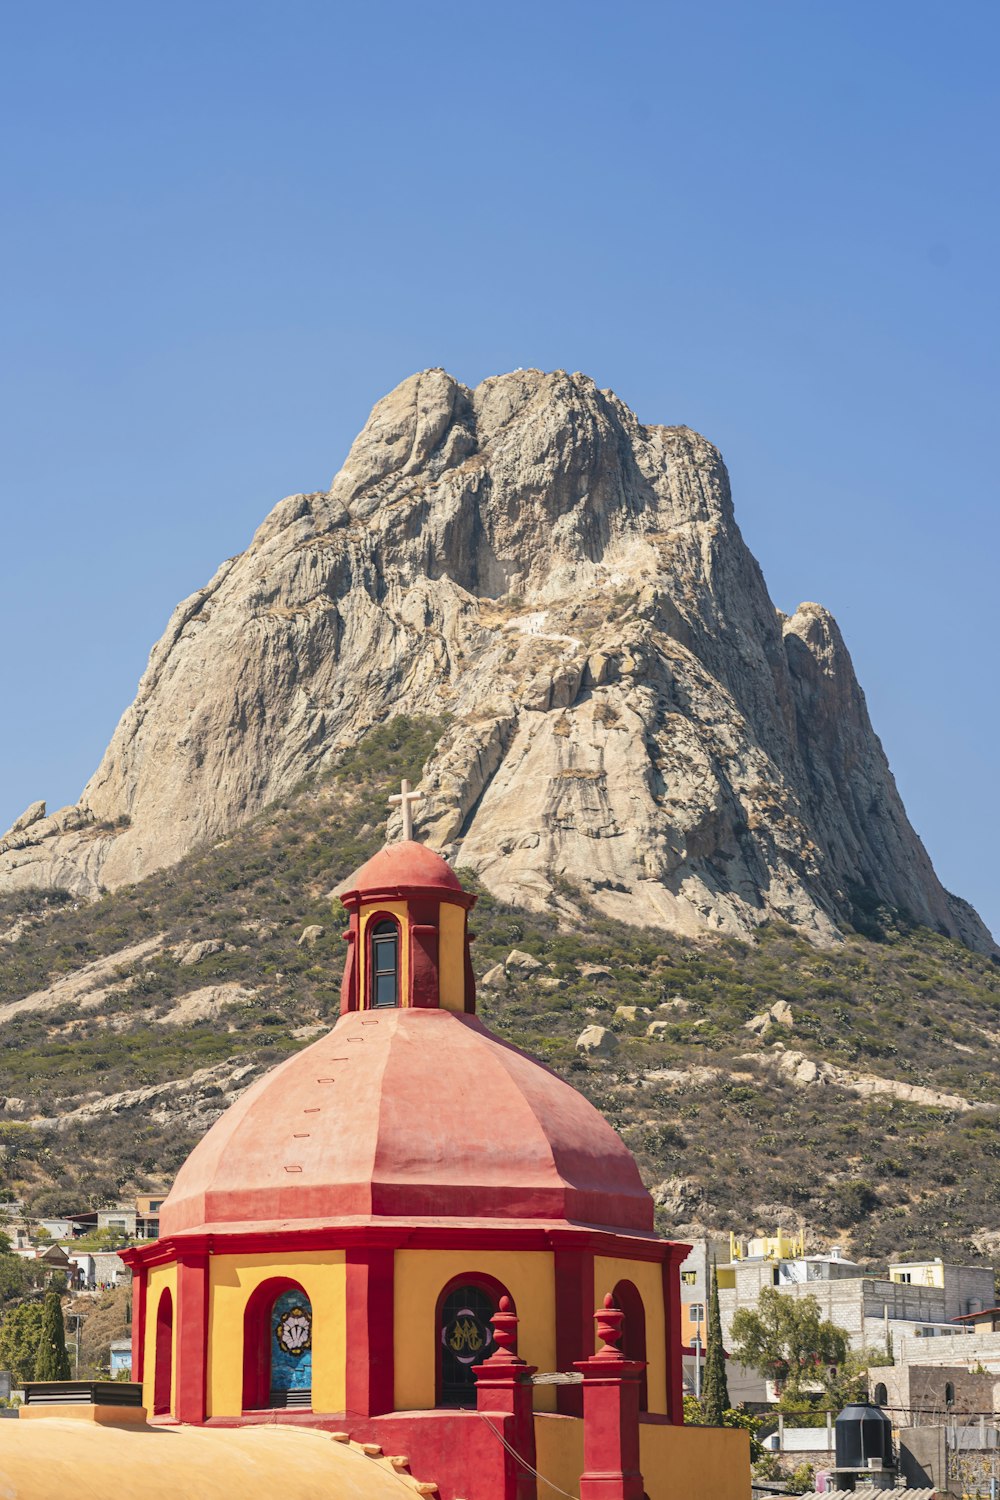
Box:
130, 1260, 147, 1383
408, 899, 440, 1007
340, 914, 359, 1014
573, 1295, 646, 1500
345, 1247, 395, 1416
554, 1246, 595, 1416
175, 1247, 210, 1424
663, 1245, 687, 1424
474, 1297, 538, 1500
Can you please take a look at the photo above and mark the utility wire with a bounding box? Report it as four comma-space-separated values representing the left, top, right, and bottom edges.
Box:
479, 1412, 580, 1500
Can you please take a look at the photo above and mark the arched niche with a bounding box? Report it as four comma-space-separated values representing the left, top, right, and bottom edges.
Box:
435, 1272, 512, 1408
873, 1381, 888, 1406
242, 1277, 313, 1411
613, 1278, 648, 1412
152, 1287, 173, 1416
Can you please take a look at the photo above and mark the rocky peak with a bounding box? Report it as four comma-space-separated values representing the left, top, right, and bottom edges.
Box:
1, 368, 993, 955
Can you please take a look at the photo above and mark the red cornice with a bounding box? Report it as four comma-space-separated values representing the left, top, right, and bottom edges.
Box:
340, 884, 476, 912
121, 1223, 681, 1268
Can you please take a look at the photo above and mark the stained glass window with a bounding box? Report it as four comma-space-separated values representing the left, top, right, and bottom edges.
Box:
439, 1283, 497, 1407
270, 1289, 313, 1406
371, 920, 399, 1008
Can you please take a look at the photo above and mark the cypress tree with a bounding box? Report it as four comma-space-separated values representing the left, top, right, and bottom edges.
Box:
701, 1260, 730, 1425
34, 1290, 71, 1381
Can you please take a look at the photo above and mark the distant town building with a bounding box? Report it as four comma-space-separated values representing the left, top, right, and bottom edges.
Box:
678, 1228, 994, 1404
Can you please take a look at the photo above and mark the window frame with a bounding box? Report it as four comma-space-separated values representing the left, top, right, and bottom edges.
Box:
367, 914, 402, 1009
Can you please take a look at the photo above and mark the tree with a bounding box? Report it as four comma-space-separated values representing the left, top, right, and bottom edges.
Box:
701, 1260, 730, 1424
0, 1301, 44, 1384
34, 1291, 71, 1380
730, 1287, 849, 1403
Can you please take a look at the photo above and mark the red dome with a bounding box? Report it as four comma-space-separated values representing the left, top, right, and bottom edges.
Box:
342, 841, 466, 902
159, 1008, 653, 1236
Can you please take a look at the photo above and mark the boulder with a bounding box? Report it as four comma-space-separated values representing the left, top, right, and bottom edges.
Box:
480, 963, 507, 988
615, 1004, 653, 1022
575, 1025, 618, 1058
297, 925, 324, 947
177, 939, 226, 966
506, 949, 543, 973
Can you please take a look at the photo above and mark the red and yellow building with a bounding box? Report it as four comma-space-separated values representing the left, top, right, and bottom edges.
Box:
10, 839, 748, 1500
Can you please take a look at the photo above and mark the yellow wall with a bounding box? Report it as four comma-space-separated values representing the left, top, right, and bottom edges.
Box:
359, 900, 410, 1007
594, 1255, 668, 1415
534, 1415, 750, 1500
144, 1264, 177, 1416
207, 1252, 346, 1417
534, 1413, 584, 1500
640, 1422, 750, 1500
438, 901, 466, 1012
394, 1249, 557, 1412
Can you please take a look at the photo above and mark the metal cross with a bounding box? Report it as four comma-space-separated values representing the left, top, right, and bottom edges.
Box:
389, 778, 423, 841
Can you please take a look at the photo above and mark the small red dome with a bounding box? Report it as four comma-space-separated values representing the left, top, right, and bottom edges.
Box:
159, 1009, 653, 1236
343, 841, 465, 901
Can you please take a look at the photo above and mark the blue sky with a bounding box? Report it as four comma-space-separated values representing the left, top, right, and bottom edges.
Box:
1, 1, 997, 937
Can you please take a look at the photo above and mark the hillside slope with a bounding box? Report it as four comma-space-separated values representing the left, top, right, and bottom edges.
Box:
1, 719, 999, 1269
1, 368, 991, 952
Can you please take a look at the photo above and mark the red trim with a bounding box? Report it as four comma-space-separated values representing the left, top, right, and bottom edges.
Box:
153, 1287, 173, 1416
345, 1248, 394, 1417
242, 1276, 309, 1412
435, 1272, 512, 1408
131, 1263, 147, 1383
125, 1224, 675, 1269
663, 1245, 687, 1424
340, 915, 359, 1014
175, 1249, 209, 1423
341, 885, 476, 912
554, 1247, 594, 1417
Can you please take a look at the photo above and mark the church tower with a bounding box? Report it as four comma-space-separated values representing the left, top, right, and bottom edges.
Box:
121, 830, 690, 1494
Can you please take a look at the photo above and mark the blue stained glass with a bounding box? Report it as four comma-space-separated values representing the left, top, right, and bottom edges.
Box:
271, 1289, 313, 1391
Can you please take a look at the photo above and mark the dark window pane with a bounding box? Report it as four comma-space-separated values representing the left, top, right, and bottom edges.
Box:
439, 1284, 498, 1407
375, 972, 397, 1006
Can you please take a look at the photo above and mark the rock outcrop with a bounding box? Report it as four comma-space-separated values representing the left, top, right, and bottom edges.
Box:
1, 368, 992, 951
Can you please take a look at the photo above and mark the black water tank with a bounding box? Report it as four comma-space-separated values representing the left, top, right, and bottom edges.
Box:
835, 1401, 894, 1469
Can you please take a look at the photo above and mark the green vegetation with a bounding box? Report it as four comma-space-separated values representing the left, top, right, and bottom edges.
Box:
0, 713, 999, 1268
0, 1302, 43, 1384
35, 1290, 71, 1380
701, 1262, 729, 1424
730, 1288, 848, 1408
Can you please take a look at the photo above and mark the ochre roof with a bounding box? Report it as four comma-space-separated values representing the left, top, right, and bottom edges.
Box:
159, 1008, 653, 1235
0, 1420, 422, 1500
341, 840, 465, 899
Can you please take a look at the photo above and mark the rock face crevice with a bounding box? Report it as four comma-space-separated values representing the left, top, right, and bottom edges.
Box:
1, 368, 992, 953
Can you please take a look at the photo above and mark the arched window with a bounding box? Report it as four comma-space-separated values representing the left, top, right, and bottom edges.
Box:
370, 919, 400, 1008
242, 1279, 313, 1411
873, 1382, 888, 1406
945, 1381, 955, 1407
436, 1275, 510, 1408
152, 1288, 173, 1416
613, 1279, 648, 1412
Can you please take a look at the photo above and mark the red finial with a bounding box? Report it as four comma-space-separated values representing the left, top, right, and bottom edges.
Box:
594, 1293, 625, 1359
490, 1295, 519, 1359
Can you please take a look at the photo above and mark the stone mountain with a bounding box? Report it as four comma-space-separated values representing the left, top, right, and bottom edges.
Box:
1, 368, 992, 953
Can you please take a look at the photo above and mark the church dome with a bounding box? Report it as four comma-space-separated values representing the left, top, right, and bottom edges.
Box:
343, 840, 466, 900
158, 1007, 653, 1237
